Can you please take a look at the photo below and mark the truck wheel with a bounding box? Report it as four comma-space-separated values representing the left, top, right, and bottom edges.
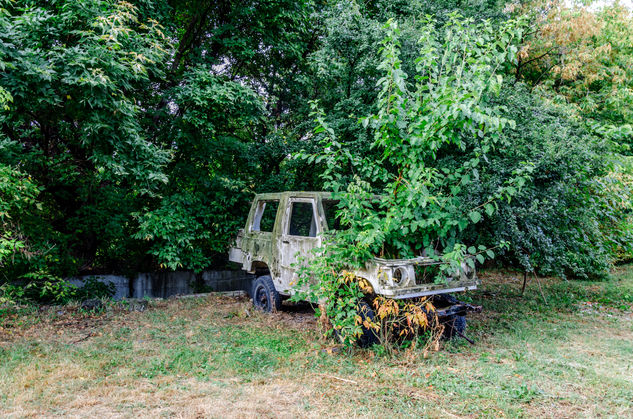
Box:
443, 315, 467, 339
357, 301, 379, 348
252, 275, 282, 313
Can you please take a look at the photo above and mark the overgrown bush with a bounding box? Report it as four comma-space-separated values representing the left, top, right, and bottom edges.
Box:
293, 16, 525, 347
469, 85, 633, 278
0, 276, 114, 305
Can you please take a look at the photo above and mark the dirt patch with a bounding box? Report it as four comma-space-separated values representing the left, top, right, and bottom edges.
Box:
0, 305, 118, 347
0, 294, 320, 348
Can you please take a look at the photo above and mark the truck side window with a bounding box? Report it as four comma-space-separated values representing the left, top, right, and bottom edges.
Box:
288, 202, 316, 237
322, 200, 348, 231
251, 200, 279, 232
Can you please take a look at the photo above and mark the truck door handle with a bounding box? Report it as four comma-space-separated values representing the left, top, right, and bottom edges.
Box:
282, 240, 290, 244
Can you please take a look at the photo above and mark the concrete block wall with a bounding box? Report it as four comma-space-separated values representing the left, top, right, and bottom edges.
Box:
202, 271, 254, 294
66, 275, 130, 300
66, 270, 255, 300
133, 271, 195, 299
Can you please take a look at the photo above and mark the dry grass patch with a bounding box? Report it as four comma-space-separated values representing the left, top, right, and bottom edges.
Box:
2, 267, 633, 417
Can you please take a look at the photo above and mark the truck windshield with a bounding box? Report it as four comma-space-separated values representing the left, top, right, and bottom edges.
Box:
251, 200, 279, 232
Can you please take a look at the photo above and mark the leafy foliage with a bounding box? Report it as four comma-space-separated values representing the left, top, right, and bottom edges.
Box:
0, 0, 172, 287
513, 1, 633, 153
0, 0, 316, 291
293, 16, 527, 346
0, 0, 631, 305
310, 17, 528, 262
0, 164, 40, 271
473, 85, 631, 278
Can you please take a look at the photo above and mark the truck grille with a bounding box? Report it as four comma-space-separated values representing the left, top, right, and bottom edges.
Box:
414, 264, 441, 285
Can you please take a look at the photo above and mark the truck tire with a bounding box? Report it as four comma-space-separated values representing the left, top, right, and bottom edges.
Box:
252, 275, 282, 313
443, 315, 467, 339
330, 301, 378, 347
357, 300, 379, 348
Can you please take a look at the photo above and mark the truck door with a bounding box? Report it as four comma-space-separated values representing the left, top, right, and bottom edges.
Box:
240, 198, 280, 273
278, 197, 321, 293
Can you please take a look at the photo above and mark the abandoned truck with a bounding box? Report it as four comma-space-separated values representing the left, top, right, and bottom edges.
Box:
229, 191, 481, 343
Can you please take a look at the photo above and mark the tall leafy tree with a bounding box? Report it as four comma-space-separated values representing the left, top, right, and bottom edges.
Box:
0, 0, 171, 279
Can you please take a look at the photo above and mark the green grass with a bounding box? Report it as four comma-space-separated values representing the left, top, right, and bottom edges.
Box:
1, 267, 632, 417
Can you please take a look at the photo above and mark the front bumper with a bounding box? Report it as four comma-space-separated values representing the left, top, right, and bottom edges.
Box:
433, 293, 482, 318
380, 278, 481, 299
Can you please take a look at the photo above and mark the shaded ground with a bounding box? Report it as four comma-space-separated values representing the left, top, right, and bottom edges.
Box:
1, 267, 632, 418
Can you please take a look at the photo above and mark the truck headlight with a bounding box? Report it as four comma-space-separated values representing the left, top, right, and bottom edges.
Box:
392, 267, 407, 286
461, 261, 476, 279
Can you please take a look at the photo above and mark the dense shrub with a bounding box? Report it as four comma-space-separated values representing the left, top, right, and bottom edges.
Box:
468, 85, 632, 278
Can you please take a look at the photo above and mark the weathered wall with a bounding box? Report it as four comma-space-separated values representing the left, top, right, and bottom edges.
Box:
66, 275, 130, 300
66, 271, 254, 300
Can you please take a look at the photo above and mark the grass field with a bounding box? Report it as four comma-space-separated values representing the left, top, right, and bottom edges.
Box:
1, 266, 633, 418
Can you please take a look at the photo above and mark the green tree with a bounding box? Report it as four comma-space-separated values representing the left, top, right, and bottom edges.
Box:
472, 85, 630, 278
0, 0, 171, 282
0, 0, 321, 290
294, 16, 528, 345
